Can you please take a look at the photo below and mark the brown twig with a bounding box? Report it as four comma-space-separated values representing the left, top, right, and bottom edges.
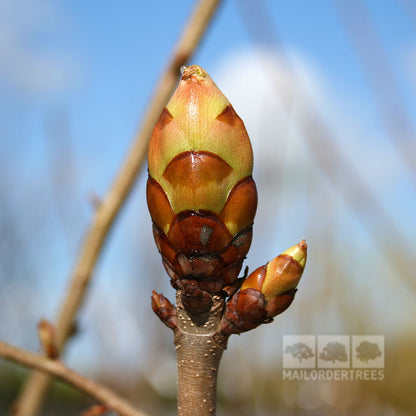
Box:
174, 292, 228, 416
12, 1, 223, 415
0, 340, 146, 416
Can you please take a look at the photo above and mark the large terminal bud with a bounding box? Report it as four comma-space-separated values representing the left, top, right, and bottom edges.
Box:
147, 65, 257, 312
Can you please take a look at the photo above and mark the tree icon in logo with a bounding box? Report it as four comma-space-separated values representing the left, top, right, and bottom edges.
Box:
356, 341, 382, 363
319, 341, 348, 363
285, 342, 314, 362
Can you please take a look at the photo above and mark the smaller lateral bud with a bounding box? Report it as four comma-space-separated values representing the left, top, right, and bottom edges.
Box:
220, 241, 307, 335
151, 291, 177, 330
243, 240, 307, 301
37, 319, 58, 359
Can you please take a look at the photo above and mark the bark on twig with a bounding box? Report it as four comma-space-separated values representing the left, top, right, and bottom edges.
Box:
0, 341, 146, 416
12, 1, 223, 415
175, 292, 228, 416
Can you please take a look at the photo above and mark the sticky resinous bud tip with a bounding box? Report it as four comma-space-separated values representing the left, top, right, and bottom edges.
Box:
181, 65, 208, 81
282, 240, 307, 270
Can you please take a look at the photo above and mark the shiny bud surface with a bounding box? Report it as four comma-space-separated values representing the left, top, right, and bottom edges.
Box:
220, 241, 307, 334
147, 65, 257, 311
151, 291, 177, 330
241, 240, 307, 300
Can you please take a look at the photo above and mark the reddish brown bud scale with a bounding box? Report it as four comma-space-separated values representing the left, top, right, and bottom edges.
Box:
179, 280, 213, 314
146, 177, 175, 235
219, 288, 268, 335
220, 241, 306, 334
151, 291, 177, 330
147, 65, 257, 313
264, 288, 297, 317
239, 265, 267, 292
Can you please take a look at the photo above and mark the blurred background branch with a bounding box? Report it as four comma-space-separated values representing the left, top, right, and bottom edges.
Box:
11, 0, 222, 415
334, 0, 416, 182
0, 340, 146, 416
237, 0, 416, 292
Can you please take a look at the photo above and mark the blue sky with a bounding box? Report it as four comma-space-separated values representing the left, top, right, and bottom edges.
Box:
1, 0, 416, 376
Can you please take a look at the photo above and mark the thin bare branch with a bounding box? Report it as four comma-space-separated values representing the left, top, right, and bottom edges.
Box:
13, 1, 223, 415
334, 0, 416, 181
0, 340, 146, 416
